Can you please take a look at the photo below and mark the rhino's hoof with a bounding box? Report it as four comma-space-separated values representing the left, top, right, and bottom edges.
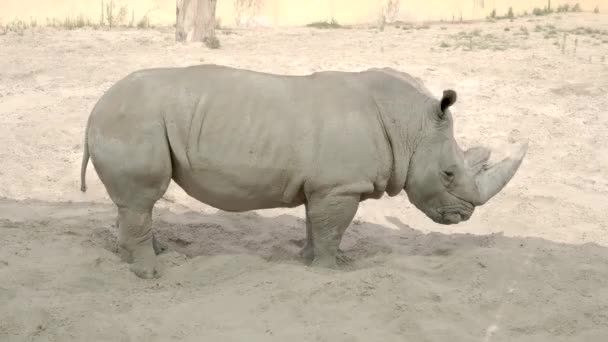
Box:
336, 252, 353, 265
130, 264, 160, 279
310, 257, 339, 269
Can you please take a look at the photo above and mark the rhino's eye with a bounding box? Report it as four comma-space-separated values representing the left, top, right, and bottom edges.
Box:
442, 171, 455, 183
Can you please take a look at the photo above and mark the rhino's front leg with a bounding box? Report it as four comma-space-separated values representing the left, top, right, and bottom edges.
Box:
305, 193, 359, 268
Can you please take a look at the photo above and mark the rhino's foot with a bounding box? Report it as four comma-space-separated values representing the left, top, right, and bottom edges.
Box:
119, 246, 134, 264
129, 263, 160, 279
152, 235, 167, 255
336, 249, 353, 265
309, 250, 351, 269
124, 244, 160, 279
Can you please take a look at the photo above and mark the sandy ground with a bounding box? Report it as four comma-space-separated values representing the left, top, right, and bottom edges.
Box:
1, 12, 608, 342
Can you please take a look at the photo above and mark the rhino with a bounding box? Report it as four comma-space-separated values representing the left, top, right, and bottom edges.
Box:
80, 64, 528, 279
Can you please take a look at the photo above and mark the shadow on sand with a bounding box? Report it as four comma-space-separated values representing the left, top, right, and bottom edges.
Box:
85, 202, 608, 275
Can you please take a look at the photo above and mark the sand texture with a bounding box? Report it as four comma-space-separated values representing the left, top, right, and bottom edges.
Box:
1, 12, 608, 342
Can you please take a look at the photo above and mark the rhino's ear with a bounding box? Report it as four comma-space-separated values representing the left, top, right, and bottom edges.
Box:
439, 89, 457, 116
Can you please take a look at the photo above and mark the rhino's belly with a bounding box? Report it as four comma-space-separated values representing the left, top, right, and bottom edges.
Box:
172, 163, 306, 212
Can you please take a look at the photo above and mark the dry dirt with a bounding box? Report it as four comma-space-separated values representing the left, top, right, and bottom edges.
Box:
1, 12, 608, 342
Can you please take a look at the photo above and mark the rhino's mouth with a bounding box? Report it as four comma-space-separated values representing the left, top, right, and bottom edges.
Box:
435, 201, 474, 225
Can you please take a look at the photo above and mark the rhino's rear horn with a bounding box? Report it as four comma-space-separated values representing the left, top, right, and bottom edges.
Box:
464, 146, 491, 175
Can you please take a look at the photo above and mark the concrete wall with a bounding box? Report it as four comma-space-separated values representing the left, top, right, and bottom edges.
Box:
1, 0, 606, 27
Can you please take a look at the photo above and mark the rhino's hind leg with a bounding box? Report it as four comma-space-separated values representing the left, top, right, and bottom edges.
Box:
113, 187, 170, 279
112, 180, 170, 279
116, 217, 165, 255
117, 207, 159, 279
305, 193, 359, 268
90, 125, 172, 279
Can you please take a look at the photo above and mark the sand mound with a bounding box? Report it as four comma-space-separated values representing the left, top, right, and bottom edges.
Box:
1, 198, 607, 341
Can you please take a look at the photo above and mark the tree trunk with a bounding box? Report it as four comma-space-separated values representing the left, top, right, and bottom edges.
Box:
176, 0, 218, 45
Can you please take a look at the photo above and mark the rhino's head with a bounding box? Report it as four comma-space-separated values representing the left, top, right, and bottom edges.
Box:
404, 89, 528, 225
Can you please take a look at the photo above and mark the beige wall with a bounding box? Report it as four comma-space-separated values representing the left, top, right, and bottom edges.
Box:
1, 0, 606, 27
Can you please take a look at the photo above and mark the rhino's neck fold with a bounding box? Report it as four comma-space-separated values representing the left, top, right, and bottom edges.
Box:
372, 96, 415, 197
364, 68, 430, 197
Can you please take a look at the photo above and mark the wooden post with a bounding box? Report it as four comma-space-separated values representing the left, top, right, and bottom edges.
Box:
176, 0, 218, 47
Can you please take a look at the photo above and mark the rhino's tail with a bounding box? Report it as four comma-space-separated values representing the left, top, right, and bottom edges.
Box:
80, 117, 90, 192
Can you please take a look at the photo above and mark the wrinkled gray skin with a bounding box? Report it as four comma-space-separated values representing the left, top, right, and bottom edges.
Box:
80, 64, 528, 279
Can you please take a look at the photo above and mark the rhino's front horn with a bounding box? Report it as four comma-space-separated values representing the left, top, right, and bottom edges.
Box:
471, 140, 529, 206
